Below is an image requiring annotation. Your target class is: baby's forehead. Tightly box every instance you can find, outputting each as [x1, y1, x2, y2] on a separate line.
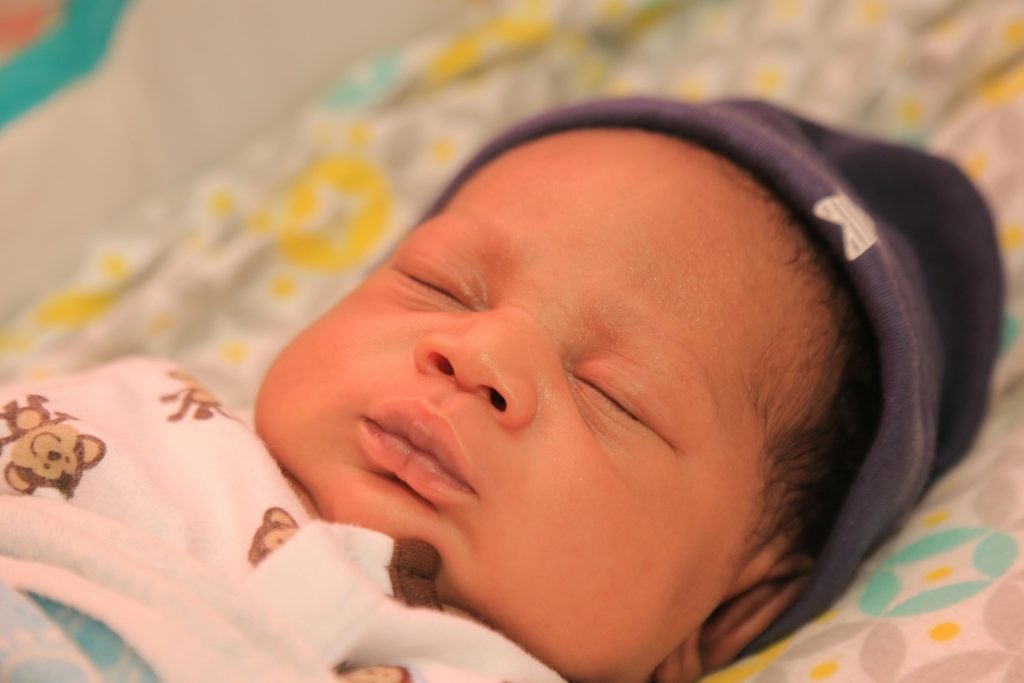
[474, 128, 779, 203]
[432, 128, 801, 306]
[485, 132, 779, 237]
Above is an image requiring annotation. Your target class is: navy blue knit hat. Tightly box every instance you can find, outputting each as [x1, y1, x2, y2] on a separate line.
[425, 97, 1004, 651]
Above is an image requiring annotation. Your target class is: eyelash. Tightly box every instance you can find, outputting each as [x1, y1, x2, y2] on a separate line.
[405, 273, 464, 306]
[577, 376, 640, 423]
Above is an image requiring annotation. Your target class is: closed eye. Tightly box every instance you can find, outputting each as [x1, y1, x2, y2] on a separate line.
[405, 273, 464, 306]
[576, 376, 640, 423]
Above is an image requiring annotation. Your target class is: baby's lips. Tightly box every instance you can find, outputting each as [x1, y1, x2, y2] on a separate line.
[363, 398, 477, 495]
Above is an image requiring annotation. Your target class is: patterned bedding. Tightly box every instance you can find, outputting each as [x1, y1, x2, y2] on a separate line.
[1, 1, 1023, 681]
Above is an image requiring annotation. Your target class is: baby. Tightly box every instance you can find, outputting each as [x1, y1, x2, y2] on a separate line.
[0, 98, 1003, 683]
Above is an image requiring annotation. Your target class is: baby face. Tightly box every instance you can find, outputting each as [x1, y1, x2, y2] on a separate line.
[256, 129, 814, 681]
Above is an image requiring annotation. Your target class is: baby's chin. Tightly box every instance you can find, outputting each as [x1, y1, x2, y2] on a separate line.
[274, 465, 626, 680]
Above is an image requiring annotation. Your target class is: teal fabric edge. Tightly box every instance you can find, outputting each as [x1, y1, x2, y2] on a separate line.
[27, 591, 159, 682]
[0, 0, 132, 131]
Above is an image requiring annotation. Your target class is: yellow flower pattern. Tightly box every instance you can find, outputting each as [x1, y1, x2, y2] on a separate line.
[275, 155, 393, 272]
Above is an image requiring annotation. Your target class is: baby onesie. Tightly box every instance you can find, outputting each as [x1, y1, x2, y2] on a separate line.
[0, 357, 561, 682]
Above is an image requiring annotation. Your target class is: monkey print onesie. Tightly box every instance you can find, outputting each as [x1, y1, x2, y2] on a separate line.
[0, 358, 561, 683]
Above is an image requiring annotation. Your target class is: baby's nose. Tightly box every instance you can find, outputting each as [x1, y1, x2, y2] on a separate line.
[413, 314, 540, 430]
[422, 350, 509, 412]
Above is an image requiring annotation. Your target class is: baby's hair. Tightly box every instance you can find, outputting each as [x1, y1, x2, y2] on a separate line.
[749, 197, 882, 558]
[661, 138, 880, 560]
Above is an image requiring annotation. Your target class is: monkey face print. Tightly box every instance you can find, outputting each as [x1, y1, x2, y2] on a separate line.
[1, 395, 106, 498]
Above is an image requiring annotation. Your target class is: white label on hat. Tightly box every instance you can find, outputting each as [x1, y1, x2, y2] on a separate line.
[813, 194, 878, 261]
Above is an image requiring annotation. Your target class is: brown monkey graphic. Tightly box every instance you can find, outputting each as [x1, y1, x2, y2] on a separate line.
[1, 395, 106, 498]
[161, 370, 236, 422]
[248, 506, 300, 565]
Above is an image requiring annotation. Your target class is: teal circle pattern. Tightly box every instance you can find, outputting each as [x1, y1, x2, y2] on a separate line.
[859, 527, 1019, 617]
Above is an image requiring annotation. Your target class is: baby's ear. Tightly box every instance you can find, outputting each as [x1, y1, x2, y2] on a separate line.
[655, 544, 814, 681]
[701, 546, 814, 672]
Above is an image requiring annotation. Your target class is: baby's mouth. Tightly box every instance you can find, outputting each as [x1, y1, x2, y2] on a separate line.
[359, 406, 476, 505]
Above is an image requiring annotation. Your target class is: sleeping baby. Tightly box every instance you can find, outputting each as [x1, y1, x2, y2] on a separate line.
[0, 98, 1003, 682]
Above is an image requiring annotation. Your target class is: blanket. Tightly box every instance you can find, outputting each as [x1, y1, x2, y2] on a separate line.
[1, 1, 1023, 680]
